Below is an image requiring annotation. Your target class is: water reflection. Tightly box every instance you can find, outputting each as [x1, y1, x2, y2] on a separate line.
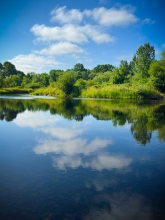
[1, 97, 165, 219]
[0, 98, 165, 145]
[83, 192, 153, 220]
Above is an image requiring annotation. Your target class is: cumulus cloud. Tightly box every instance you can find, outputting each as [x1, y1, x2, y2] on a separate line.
[50, 6, 138, 27]
[31, 24, 88, 43]
[84, 6, 138, 26]
[50, 6, 83, 24]
[31, 24, 114, 44]
[34, 42, 83, 55]
[9, 54, 60, 73]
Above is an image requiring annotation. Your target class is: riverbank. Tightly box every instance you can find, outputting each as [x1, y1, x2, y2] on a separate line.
[0, 85, 164, 100]
[0, 88, 33, 95]
[32, 84, 164, 100]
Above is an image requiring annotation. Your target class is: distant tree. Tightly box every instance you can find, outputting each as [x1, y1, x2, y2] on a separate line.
[110, 67, 127, 84]
[73, 63, 86, 72]
[3, 61, 17, 77]
[56, 72, 75, 95]
[132, 42, 155, 78]
[148, 50, 165, 92]
[39, 73, 50, 87]
[49, 69, 63, 83]
[92, 64, 114, 73]
[0, 76, 4, 88]
[0, 63, 5, 78]
[21, 76, 31, 87]
[17, 70, 25, 78]
[4, 75, 22, 87]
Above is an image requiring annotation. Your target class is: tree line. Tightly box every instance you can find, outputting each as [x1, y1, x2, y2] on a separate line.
[0, 42, 165, 96]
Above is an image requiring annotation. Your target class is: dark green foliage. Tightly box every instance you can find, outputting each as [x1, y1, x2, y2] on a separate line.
[92, 64, 114, 73]
[3, 61, 17, 77]
[73, 63, 86, 72]
[148, 54, 165, 92]
[56, 72, 75, 96]
[49, 69, 63, 83]
[0, 76, 4, 88]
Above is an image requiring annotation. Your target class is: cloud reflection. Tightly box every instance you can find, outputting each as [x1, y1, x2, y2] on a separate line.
[34, 138, 110, 155]
[14, 111, 132, 171]
[52, 154, 132, 171]
[83, 192, 153, 220]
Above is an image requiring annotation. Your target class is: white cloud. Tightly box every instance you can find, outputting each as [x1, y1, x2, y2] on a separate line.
[50, 6, 83, 24]
[142, 18, 155, 24]
[31, 24, 88, 43]
[31, 24, 114, 44]
[84, 6, 138, 26]
[82, 24, 114, 43]
[50, 6, 138, 27]
[34, 42, 83, 55]
[9, 53, 60, 73]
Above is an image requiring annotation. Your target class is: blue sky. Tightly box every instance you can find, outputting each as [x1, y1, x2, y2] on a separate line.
[0, 0, 165, 73]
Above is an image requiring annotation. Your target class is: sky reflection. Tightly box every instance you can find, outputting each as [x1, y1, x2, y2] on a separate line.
[14, 110, 132, 171]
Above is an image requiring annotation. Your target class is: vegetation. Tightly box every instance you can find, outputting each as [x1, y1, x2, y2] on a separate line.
[0, 42, 165, 99]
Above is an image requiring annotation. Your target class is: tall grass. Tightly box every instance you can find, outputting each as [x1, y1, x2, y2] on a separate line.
[31, 87, 65, 97]
[0, 87, 33, 94]
[81, 84, 164, 100]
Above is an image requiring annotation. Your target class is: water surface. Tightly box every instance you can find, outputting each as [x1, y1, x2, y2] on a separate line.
[0, 97, 165, 220]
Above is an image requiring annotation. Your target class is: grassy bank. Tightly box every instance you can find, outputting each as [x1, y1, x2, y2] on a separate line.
[0, 85, 164, 100]
[31, 87, 65, 97]
[0, 88, 33, 94]
[81, 84, 164, 100]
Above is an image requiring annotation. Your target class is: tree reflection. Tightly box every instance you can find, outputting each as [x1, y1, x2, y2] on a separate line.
[131, 116, 152, 145]
[0, 98, 165, 145]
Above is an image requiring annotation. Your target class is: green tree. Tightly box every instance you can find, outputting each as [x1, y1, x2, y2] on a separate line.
[92, 64, 114, 73]
[49, 69, 63, 84]
[132, 43, 155, 79]
[73, 63, 86, 72]
[4, 75, 22, 87]
[148, 51, 165, 92]
[0, 63, 5, 78]
[39, 73, 50, 87]
[0, 76, 4, 88]
[56, 72, 75, 96]
[3, 61, 17, 77]
[110, 67, 126, 84]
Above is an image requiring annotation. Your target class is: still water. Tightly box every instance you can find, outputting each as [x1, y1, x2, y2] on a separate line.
[0, 97, 165, 220]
